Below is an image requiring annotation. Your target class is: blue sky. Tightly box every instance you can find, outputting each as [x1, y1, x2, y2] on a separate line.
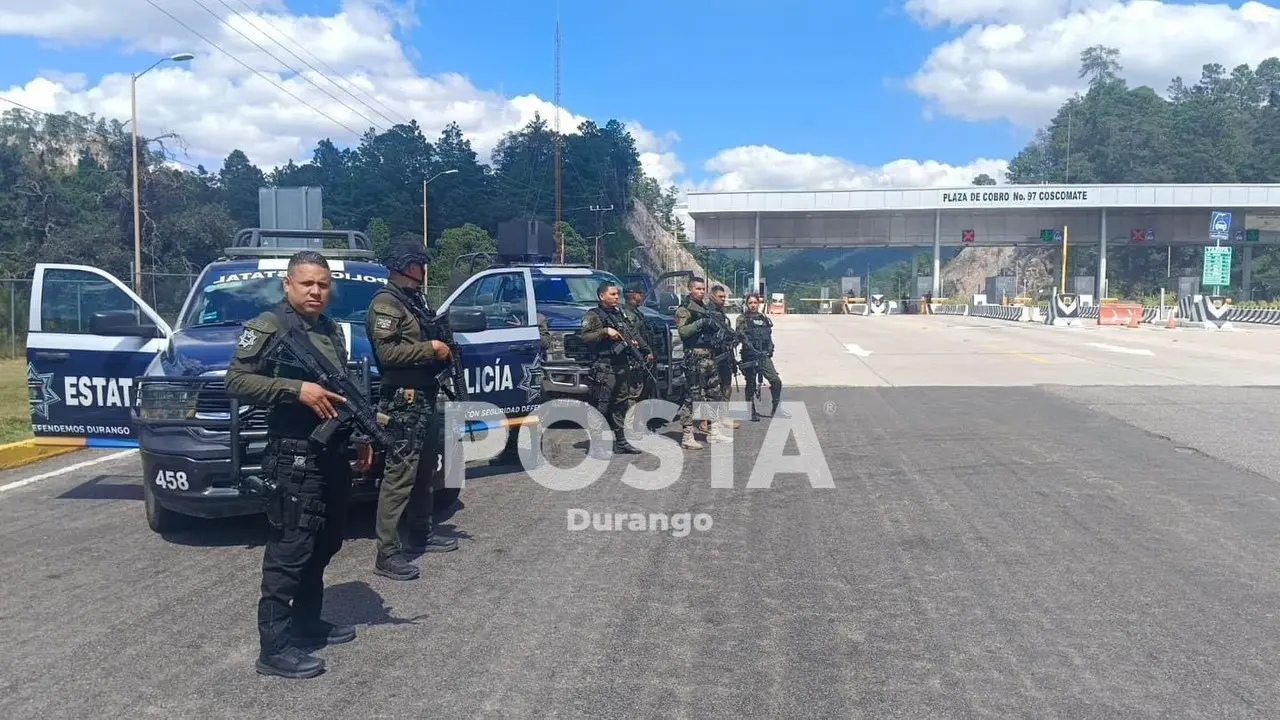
[1, 0, 1276, 190]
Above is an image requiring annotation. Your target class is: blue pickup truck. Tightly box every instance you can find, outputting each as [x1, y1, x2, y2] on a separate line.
[26, 229, 550, 533]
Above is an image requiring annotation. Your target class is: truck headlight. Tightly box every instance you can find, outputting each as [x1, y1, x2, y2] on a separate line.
[137, 382, 200, 421]
[549, 331, 567, 361]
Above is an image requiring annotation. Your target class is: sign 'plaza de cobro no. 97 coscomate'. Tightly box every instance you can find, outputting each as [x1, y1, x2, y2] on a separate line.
[941, 188, 1090, 205]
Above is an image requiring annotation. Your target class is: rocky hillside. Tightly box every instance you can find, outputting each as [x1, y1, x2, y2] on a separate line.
[625, 202, 726, 289]
[939, 246, 1057, 299]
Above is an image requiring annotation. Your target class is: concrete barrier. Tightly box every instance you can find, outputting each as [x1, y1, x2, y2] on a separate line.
[930, 304, 969, 316]
[868, 294, 890, 315]
[971, 305, 1029, 322]
[1225, 307, 1280, 325]
[0, 438, 79, 471]
[1046, 292, 1083, 327]
[1192, 295, 1234, 330]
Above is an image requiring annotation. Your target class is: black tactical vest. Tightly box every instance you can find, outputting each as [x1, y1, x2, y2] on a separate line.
[266, 303, 348, 438]
[742, 313, 773, 356]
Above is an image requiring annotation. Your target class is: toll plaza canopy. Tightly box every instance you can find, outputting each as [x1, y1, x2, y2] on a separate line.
[686, 183, 1280, 297]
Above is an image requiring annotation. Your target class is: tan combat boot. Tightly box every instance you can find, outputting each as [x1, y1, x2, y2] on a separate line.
[706, 423, 733, 444]
[681, 426, 703, 449]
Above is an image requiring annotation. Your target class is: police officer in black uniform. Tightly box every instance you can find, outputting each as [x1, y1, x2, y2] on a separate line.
[735, 292, 788, 422]
[226, 250, 372, 680]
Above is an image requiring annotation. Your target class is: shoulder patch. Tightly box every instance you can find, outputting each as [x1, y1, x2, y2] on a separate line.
[233, 320, 273, 358]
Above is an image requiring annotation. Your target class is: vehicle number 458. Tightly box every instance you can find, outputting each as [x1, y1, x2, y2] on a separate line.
[154, 469, 189, 491]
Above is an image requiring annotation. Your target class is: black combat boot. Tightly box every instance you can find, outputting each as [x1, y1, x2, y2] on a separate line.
[751, 403, 761, 422]
[613, 438, 641, 454]
[294, 619, 357, 647]
[404, 532, 458, 553]
[374, 553, 420, 581]
[771, 389, 790, 418]
[255, 646, 326, 679]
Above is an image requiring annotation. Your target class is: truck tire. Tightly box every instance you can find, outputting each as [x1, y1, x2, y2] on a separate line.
[143, 480, 190, 534]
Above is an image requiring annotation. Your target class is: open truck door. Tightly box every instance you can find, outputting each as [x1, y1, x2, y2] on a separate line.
[27, 264, 171, 448]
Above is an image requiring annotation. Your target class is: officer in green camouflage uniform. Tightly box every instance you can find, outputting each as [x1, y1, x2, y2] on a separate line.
[225, 250, 367, 680]
[622, 283, 657, 400]
[708, 284, 741, 430]
[579, 281, 648, 456]
[735, 293, 788, 422]
[674, 276, 733, 449]
[365, 241, 458, 582]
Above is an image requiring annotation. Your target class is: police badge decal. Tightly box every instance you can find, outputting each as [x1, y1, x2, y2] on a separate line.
[237, 328, 259, 348]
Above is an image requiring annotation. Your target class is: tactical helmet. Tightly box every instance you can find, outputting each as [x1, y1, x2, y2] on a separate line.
[382, 240, 433, 275]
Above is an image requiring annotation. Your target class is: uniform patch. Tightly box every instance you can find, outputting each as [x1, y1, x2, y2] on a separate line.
[375, 316, 393, 330]
[237, 328, 259, 348]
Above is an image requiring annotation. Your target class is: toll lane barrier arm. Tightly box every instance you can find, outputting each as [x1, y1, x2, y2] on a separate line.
[0, 438, 80, 471]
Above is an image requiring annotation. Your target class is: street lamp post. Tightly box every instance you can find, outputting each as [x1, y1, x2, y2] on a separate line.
[131, 52, 193, 296]
[422, 169, 458, 284]
[591, 231, 616, 267]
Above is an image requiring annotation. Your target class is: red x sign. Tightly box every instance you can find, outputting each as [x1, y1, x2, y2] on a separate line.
[1131, 229, 1144, 242]
[961, 229, 975, 242]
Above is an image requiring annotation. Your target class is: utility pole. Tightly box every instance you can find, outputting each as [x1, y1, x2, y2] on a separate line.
[553, 17, 563, 262]
[588, 204, 613, 267]
[589, 231, 616, 267]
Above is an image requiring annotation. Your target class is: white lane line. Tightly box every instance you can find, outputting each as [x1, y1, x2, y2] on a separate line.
[1086, 342, 1154, 356]
[0, 449, 138, 494]
[844, 343, 872, 357]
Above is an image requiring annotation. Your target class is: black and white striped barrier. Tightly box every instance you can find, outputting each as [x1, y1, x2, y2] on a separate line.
[868, 294, 889, 315]
[929, 304, 969, 316]
[1196, 295, 1233, 330]
[1046, 293, 1083, 327]
[971, 305, 1030, 322]
[1225, 307, 1280, 325]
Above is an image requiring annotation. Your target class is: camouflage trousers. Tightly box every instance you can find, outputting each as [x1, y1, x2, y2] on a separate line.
[676, 349, 721, 428]
[374, 387, 440, 561]
[587, 362, 644, 437]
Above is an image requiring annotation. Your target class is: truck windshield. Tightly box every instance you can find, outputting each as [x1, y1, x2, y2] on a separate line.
[179, 269, 387, 328]
[532, 271, 622, 305]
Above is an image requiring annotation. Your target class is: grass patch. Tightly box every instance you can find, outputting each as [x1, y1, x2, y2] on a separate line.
[0, 358, 31, 444]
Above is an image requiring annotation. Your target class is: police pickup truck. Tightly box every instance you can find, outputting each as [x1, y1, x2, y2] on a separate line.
[445, 253, 690, 412]
[25, 229, 549, 534]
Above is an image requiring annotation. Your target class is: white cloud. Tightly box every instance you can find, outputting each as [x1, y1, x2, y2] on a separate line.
[698, 145, 1007, 191]
[0, 0, 1016, 195]
[907, 0, 1280, 126]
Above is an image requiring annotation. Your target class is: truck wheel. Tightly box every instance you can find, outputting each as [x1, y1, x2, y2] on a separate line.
[143, 480, 190, 534]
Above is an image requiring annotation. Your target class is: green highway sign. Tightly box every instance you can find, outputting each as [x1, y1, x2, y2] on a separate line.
[1202, 246, 1232, 288]
[1040, 229, 1054, 242]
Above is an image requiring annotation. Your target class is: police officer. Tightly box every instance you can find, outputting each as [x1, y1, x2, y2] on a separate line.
[365, 241, 459, 581]
[735, 293, 788, 421]
[674, 276, 732, 449]
[226, 250, 369, 680]
[708, 284, 740, 430]
[579, 281, 648, 456]
[621, 283, 656, 398]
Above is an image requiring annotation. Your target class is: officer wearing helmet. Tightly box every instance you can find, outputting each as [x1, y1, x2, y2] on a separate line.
[365, 240, 458, 581]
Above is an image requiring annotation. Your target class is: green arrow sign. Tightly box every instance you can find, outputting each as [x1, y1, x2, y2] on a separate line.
[1040, 229, 1054, 242]
[1202, 246, 1232, 288]
[1247, 229, 1260, 242]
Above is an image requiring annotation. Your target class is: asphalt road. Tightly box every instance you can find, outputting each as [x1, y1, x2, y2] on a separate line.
[3, 314, 1280, 718]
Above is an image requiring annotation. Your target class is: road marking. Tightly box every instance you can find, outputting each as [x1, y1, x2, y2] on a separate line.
[844, 343, 872, 357]
[1086, 342, 1154, 356]
[0, 449, 138, 494]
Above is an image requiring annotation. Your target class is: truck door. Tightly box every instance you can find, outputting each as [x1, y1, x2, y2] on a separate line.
[440, 268, 544, 425]
[27, 264, 172, 447]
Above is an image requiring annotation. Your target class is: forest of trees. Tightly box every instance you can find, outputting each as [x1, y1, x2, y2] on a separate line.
[973, 45, 1280, 300]
[0, 105, 687, 301]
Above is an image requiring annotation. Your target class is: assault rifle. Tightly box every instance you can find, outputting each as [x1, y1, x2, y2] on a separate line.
[266, 323, 396, 450]
[701, 310, 765, 373]
[599, 309, 661, 389]
[386, 283, 469, 402]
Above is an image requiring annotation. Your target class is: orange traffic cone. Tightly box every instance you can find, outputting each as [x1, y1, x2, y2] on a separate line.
[1166, 309, 1177, 329]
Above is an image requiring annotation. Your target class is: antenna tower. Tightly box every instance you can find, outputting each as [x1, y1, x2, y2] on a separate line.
[553, 15, 563, 262]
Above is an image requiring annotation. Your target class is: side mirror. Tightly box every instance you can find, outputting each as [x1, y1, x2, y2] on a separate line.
[448, 307, 488, 333]
[89, 310, 160, 338]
